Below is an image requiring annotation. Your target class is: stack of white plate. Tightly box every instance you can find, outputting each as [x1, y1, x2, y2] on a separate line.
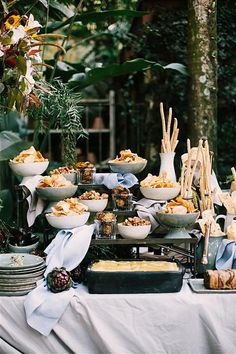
[0, 253, 45, 296]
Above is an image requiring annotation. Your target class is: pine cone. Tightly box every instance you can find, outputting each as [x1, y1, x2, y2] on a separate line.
[46, 267, 73, 293]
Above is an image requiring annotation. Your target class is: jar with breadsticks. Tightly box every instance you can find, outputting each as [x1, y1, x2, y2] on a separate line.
[159, 102, 179, 182]
[195, 209, 226, 275]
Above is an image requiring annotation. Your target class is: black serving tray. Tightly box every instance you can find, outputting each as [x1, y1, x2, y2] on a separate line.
[86, 258, 185, 294]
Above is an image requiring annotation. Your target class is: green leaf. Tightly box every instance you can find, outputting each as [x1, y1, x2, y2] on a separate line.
[38, 0, 48, 8]
[69, 58, 157, 88]
[0, 131, 32, 161]
[17, 56, 27, 76]
[49, 0, 74, 18]
[51, 10, 148, 31]
[164, 63, 188, 76]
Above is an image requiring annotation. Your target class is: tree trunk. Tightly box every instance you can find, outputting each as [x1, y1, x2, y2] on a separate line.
[187, 0, 217, 155]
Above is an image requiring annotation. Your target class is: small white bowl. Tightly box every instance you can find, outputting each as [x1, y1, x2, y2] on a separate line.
[36, 185, 78, 201]
[62, 173, 77, 184]
[108, 160, 147, 174]
[79, 199, 108, 212]
[117, 223, 151, 239]
[9, 161, 49, 177]
[8, 241, 39, 254]
[140, 185, 180, 201]
[46, 212, 90, 229]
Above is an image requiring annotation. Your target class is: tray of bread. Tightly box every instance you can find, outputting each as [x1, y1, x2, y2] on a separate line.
[188, 269, 236, 293]
[87, 258, 185, 294]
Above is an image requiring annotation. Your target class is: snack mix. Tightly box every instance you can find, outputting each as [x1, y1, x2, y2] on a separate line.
[79, 190, 108, 200]
[110, 149, 145, 163]
[122, 217, 151, 226]
[164, 196, 196, 214]
[11, 146, 47, 163]
[95, 212, 116, 239]
[50, 166, 77, 175]
[50, 198, 88, 216]
[76, 161, 96, 184]
[112, 185, 133, 211]
[37, 174, 74, 188]
[140, 172, 177, 188]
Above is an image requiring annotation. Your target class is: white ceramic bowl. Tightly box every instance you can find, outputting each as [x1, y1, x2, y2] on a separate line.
[62, 173, 77, 184]
[79, 199, 108, 212]
[46, 212, 90, 229]
[8, 241, 39, 254]
[108, 160, 147, 174]
[36, 185, 78, 201]
[140, 185, 180, 201]
[117, 223, 151, 239]
[9, 161, 49, 177]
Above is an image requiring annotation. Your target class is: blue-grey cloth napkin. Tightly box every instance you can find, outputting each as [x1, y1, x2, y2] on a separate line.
[94, 173, 138, 189]
[216, 239, 236, 270]
[24, 224, 94, 336]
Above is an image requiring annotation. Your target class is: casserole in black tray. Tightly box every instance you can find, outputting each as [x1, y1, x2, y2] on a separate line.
[86, 258, 185, 294]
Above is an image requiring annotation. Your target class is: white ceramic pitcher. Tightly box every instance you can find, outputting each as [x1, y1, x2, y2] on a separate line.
[215, 213, 236, 233]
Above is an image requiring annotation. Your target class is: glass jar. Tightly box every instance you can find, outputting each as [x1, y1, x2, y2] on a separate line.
[95, 212, 116, 239]
[77, 167, 96, 184]
[112, 193, 133, 211]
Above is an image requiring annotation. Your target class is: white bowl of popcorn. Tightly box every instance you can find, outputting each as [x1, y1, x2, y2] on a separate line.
[79, 190, 109, 212]
[118, 217, 151, 239]
[9, 146, 49, 177]
[108, 149, 147, 174]
[46, 198, 90, 229]
[36, 174, 77, 201]
[140, 173, 180, 201]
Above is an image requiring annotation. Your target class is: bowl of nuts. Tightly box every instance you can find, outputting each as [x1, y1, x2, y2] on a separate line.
[95, 212, 117, 239]
[118, 217, 151, 239]
[79, 190, 109, 212]
[76, 161, 96, 184]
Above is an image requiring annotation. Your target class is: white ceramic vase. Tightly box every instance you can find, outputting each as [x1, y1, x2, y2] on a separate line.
[159, 152, 176, 182]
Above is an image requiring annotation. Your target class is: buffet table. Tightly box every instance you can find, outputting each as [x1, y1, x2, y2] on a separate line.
[0, 281, 235, 354]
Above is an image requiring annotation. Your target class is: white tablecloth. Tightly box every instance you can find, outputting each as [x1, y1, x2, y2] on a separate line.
[0, 281, 236, 354]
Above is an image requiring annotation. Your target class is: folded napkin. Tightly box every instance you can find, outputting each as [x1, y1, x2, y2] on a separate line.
[94, 173, 138, 189]
[216, 239, 236, 270]
[20, 175, 44, 227]
[133, 198, 164, 232]
[24, 224, 94, 336]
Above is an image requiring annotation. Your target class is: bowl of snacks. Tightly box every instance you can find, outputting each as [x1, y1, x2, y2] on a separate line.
[76, 161, 96, 184]
[108, 149, 147, 174]
[156, 197, 200, 239]
[9, 146, 49, 177]
[36, 174, 77, 201]
[46, 198, 90, 229]
[95, 212, 116, 239]
[118, 217, 151, 240]
[50, 166, 77, 184]
[78, 190, 109, 212]
[8, 226, 39, 254]
[140, 173, 180, 201]
[112, 185, 133, 211]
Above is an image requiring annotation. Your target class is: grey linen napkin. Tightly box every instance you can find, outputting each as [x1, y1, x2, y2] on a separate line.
[133, 198, 165, 232]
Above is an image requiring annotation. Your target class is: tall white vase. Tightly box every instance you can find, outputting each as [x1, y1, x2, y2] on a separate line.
[159, 152, 176, 182]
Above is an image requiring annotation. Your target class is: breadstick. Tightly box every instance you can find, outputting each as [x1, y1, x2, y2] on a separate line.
[231, 167, 236, 181]
[160, 102, 166, 139]
[187, 139, 202, 195]
[167, 107, 172, 143]
[171, 128, 179, 151]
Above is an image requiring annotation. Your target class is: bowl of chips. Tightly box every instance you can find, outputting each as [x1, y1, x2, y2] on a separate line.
[36, 174, 77, 201]
[50, 166, 77, 184]
[46, 198, 90, 229]
[108, 149, 147, 174]
[78, 190, 109, 212]
[9, 146, 49, 177]
[140, 173, 180, 200]
[118, 217, 151, 239]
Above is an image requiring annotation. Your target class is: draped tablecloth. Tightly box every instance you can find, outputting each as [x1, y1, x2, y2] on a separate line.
[0, 281, 236, 354]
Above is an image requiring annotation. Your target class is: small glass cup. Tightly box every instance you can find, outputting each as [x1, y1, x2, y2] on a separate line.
[112, 193, 133, 211]
[95, 219, 116, 239]
[77, 167, 96, 184]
